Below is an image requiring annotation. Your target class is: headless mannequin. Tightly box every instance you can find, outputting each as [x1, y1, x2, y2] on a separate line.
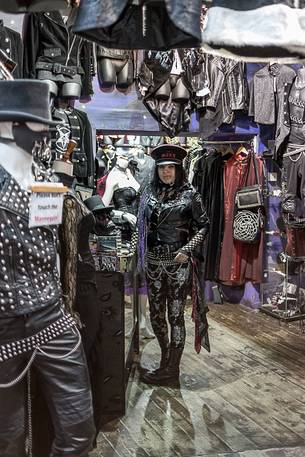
[0, 121, 94, 457]
[97, 55, 133, 93]
[102, 154, 140, 229]
[155, 50, 189, 103]
[131, 146, 155, 186]
[0, 122, 34, 189]
[43, 7, 82, 99]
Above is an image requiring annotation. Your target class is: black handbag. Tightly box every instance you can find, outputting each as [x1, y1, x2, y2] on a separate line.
[233, 152, 264, 244]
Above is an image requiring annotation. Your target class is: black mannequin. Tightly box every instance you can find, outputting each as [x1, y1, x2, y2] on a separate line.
[97, 48, 134, 93]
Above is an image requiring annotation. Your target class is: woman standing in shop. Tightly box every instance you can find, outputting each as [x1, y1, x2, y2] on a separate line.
[138, 144, 210, 385]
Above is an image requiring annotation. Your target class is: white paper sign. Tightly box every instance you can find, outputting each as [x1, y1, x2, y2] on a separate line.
[29, 192, 64, 228]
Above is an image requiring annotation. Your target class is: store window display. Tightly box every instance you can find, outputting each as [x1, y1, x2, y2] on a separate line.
[137, 144, 210, 385]
[0, 80, 95, 457]
[23, 5, 94, 99]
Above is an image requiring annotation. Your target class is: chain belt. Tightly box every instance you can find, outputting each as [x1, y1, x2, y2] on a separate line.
[0, 313, 76, 363]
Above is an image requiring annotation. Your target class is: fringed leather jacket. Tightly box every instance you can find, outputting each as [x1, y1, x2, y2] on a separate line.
[145, 182, 209, 256]
[0, 165, 61, 317]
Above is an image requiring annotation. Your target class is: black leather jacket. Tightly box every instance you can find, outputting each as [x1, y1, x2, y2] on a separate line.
[73, 0, 202, 50]
[145, 182, 209, 255]
[0, 20, 23, 79]
[0, 165, 61, 317]
[23, 11, 94, 96]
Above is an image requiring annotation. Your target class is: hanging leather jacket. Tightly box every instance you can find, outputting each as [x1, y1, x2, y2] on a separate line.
[0, 0, 70, 13]
[73, 0, 203, 50]
[23, 11, 94, 97]
[0, 165, 61, 317]
[137, 49, 203, 136]
[0, 20, 23, 79]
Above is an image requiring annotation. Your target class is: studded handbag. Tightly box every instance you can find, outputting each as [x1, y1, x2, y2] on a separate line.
[233, 152, 264, 244]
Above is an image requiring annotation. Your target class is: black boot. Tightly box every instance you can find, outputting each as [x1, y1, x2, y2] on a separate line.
[139, 345, 170, 374]
[140, 346, 183, 385]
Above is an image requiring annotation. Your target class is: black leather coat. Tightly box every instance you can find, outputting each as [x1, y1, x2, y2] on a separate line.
[145, 182, 209, 255]
[0, 166, 61, 317]
[23, 11, 94, 96]
[73, 0, 202, 50]
[0, 20, 23, 78]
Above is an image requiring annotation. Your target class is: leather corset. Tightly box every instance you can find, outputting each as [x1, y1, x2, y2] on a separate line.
[0, 166, 61, 317]
[113, 187, 138, 215]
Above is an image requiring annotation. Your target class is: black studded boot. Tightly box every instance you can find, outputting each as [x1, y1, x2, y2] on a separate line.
[140, 346, 183, 385]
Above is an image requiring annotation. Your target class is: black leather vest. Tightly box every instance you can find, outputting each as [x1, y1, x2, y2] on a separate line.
[0, 166, 61, 317]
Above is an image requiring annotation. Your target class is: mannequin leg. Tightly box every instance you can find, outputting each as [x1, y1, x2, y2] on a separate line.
[154, 79, 171, 100]
[97, 58, 116, 91]
[138, 294, 155, 339]
[36, 329, 95, 457]
[0, 360, 26, 457]
[61, 82, 82, 99]
[172, 77, 190, 103]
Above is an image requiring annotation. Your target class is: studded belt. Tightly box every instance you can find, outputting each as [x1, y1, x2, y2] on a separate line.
[0, 313, 76, 362]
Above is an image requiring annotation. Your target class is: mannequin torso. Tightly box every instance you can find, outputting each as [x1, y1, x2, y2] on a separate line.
[102, 165, 140, 207]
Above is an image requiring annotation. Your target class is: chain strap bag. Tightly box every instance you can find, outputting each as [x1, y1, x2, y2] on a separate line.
[233, 152, 264, 244]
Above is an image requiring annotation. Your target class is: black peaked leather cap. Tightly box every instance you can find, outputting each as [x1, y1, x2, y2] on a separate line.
[151, 144, 187, 165]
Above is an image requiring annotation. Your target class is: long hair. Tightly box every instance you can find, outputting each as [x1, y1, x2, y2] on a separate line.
[151, 163, 187, 191]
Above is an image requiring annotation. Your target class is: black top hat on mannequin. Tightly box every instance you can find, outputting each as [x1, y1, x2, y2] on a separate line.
[151, 144, 187, 166]
[84, 195, 114, 214]
[0, 80, 58, 126]
[0, 0, 70, 13]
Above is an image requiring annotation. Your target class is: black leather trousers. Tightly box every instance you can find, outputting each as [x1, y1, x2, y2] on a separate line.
[0, 305, 95, 457]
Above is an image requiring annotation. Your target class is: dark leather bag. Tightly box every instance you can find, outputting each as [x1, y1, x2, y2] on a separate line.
[233, 152, 264, 244]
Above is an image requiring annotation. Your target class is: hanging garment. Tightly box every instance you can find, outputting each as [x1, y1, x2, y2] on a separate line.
[51, 107, 95, 187]
[0, 20, 23, 78]
[0, 0, 70, 13]
[201, 0, 305, 62]
[72, 0, 203, 50]
[249, 64, 296, 162]
[219, 152, 264, 285]
[196, 149, 225, 281]
[137, 49, 203, 136]
[23, 11, 95, 97]
[281, 147, 305, 215]
[198, 56, 248, 139]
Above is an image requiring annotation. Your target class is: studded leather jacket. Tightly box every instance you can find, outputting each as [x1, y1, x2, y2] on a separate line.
[145, 182, 209, 256]
[0, 166, 61, 317]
